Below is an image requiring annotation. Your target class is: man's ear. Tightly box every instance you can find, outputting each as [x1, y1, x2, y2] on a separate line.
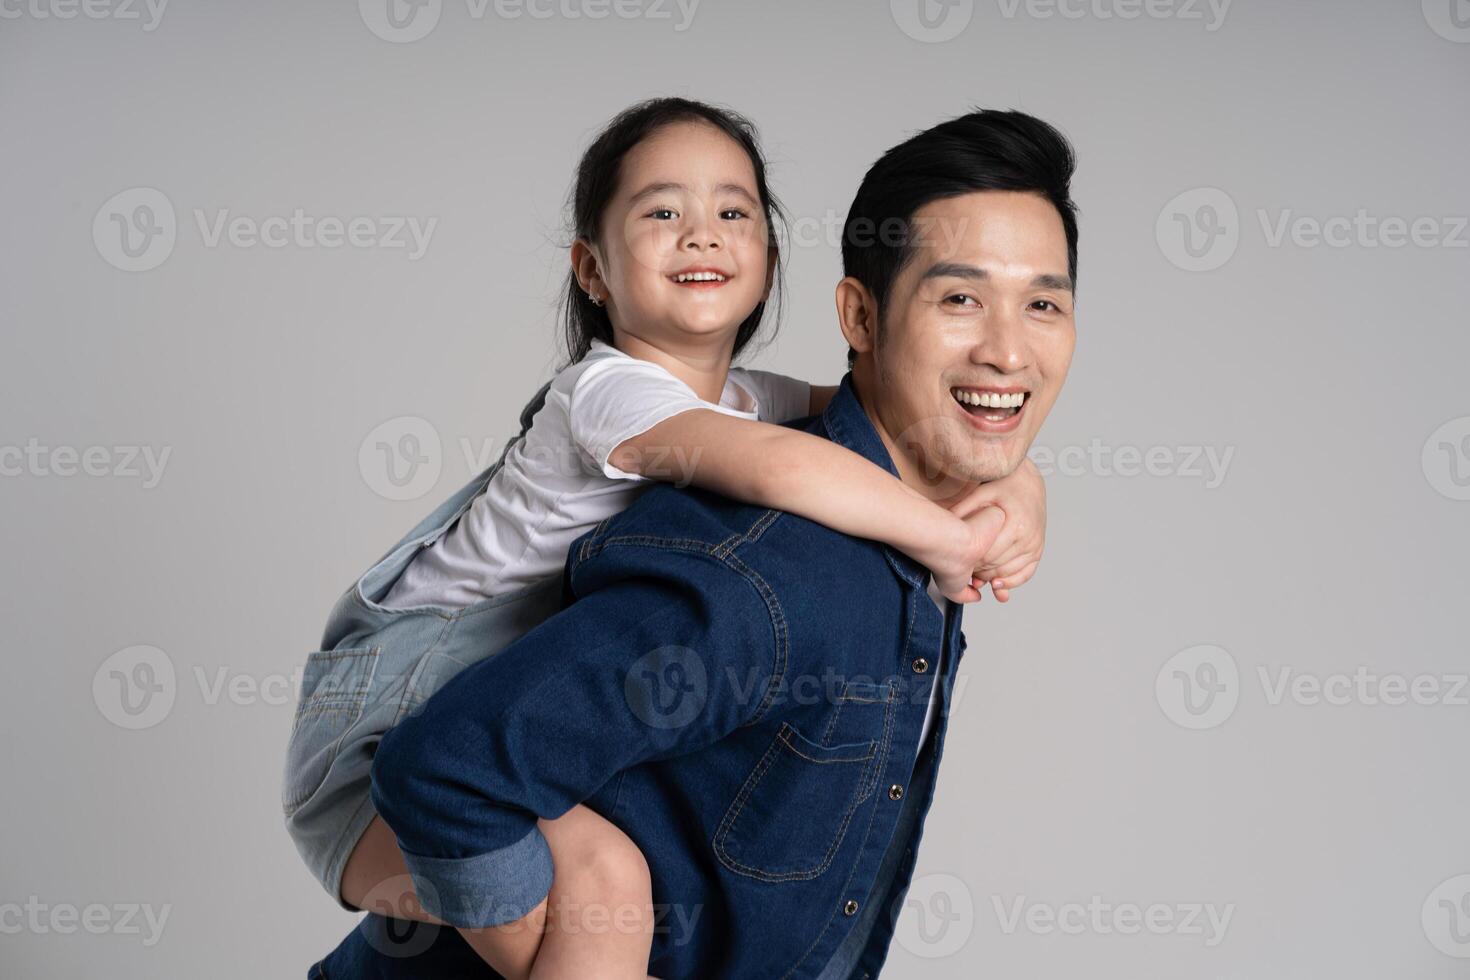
[571, 238, 605, 302]
[835, 276, 879, 355]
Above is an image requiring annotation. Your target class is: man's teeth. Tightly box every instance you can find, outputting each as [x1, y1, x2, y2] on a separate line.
[672, 271, 727, 282]
[951, 388, 1026, 409]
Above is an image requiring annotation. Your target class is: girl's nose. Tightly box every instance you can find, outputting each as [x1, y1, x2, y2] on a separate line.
[680, 213, 723, 251]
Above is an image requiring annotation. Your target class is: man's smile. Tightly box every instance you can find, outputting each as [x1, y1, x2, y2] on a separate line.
[949, 384, 1031, 433]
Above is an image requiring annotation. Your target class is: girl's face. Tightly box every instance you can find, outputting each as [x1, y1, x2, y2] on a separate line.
[576, 121, 774, 354]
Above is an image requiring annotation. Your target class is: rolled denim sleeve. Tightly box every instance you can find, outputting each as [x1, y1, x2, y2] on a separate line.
[369, 542, 778, 929]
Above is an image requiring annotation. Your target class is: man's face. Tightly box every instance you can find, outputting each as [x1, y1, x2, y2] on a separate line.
[852, 190, 1076, 495]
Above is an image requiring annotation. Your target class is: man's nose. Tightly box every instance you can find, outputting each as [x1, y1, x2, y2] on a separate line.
[970, 307, 1029, 374]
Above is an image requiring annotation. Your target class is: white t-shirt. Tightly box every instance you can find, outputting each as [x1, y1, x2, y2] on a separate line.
[919, 578, 948, 754]
[381, 338, 813, 609]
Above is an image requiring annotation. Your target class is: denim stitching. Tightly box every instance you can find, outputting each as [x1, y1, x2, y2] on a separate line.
[780, 679, 899, 978]
[712, 721, 882, 883]
[575, 523, 789, 726]
[284, 646, 381, 815]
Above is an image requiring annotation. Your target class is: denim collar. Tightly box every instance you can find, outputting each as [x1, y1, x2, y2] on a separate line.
[821, 371, 931, 590]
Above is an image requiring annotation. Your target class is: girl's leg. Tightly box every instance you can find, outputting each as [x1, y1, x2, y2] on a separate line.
[340, 807, 656, 980]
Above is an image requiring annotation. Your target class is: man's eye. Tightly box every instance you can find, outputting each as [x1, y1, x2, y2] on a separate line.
[648, 208, 677, 220]
[944, 294, 979, 306]
[1030, 299, 1059, 312]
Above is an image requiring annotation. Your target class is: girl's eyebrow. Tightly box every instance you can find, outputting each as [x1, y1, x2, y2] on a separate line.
[627, 181, 759, 206]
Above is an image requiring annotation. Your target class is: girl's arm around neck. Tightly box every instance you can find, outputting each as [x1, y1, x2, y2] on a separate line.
[607, 408, 994, 601]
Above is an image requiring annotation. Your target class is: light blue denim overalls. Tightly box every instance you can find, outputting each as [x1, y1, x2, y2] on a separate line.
[282, 379, 566, 910]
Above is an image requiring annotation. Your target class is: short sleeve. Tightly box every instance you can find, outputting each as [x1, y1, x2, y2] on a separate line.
[732, 368, 813, 423]
[568, 357, 717, 482]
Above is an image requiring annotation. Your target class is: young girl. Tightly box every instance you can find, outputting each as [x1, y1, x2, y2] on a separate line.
[285, 97, 1046, 979]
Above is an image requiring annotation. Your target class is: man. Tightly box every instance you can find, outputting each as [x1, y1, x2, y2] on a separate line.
[312, 107, 1078, 978]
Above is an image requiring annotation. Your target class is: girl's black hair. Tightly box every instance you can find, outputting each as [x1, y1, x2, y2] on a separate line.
[558, 97, 786, 368]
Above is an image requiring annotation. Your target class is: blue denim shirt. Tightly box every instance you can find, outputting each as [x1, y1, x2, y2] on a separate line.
[357, 371, 969, 979]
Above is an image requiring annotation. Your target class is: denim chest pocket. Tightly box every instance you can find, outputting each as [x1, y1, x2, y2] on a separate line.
[281, 646, 379, 816]
[713, 680, 895, 882]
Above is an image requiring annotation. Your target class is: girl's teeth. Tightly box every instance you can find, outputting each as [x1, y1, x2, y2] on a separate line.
[673, 272, 727, 282]
[951, 388, 1026, 409]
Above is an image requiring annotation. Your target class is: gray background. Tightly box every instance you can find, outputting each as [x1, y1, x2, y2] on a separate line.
[2, 0, 1468, 977]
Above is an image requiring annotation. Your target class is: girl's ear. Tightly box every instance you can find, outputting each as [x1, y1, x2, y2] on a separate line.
[835, 276, 879, 355]
[571, 238, 605, 302]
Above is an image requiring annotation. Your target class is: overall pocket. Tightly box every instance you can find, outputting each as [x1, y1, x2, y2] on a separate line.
[281, 646, 379, 816]
[713, 721, 880, 883]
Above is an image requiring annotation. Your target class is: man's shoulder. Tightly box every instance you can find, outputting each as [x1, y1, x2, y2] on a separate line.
[567, 415, 894, 593]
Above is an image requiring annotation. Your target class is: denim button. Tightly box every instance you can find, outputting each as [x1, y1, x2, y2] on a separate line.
[911, 657, 929, 674]
[888, 784, 904, 801]
[843, 899, 860, 916]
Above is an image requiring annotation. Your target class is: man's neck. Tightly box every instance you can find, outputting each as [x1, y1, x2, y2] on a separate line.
[849, 365, 984, 508]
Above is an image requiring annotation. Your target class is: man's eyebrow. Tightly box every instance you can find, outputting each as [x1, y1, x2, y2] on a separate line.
[921, 262, 1073, 292]
[627, 181, 759, 206]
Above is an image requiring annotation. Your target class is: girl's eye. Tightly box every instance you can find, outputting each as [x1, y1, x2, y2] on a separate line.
[719, 208, 749, 220]
[648, 208, 677, 220]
